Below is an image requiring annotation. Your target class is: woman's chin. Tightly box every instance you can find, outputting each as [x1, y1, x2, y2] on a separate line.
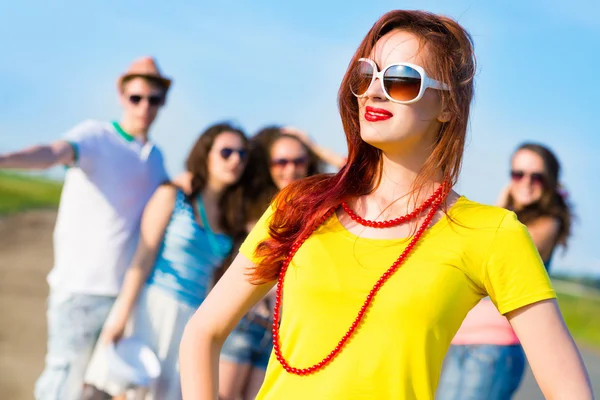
[513, 195, 538, 208]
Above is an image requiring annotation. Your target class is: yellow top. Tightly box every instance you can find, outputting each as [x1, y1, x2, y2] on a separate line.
[240, 196, 556, 400]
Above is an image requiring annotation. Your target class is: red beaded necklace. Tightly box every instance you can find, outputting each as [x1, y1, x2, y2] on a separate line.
[341, 183, 445, 228]
[272, 186, 447, 376]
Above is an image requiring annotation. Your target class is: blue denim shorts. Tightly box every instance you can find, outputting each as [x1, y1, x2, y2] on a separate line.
[437, 344, 526, 400]
[221, 314, 273, 370]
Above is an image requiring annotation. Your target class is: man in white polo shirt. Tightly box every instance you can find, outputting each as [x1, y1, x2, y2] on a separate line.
[0, 57, 172, 400]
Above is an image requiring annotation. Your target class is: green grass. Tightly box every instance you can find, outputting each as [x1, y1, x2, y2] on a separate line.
[0, 172, 63, 214]
[557, 291, 600, 350]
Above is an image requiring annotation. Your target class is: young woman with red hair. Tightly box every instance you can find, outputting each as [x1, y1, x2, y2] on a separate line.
[179, 10, 593, 399]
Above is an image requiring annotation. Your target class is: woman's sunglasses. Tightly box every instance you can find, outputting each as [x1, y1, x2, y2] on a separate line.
[270, 157, 309, 168]
[511, 170, 545, 186]
[128, 94, 164, 106]
[219, 148, 248, 160]
[350, 58, 449, 104]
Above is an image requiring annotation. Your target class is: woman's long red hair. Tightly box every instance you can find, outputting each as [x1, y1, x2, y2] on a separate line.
[250, 10, 476, 283]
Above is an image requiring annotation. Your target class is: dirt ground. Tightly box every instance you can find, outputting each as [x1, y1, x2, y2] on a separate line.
[1, 211, 598, 399]
[0, 211, 55, 399]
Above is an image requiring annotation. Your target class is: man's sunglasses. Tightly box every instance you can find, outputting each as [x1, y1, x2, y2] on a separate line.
[128, 94, 164, 106]
[511, 170, 545, 186]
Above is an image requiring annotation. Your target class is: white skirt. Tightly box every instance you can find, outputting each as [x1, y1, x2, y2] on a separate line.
[85, 285, 197, 399]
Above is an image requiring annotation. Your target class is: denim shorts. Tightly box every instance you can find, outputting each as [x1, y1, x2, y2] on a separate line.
[34, 290, 116, 400]
[221, 314, 273, 369]
[436, 344, 526, 400]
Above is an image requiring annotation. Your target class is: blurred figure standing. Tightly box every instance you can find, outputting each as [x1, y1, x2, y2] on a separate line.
[84, 123, 248, 399]
[0, 57, 172, 400]
[218, 126, 344, 400]
[437, 142, 573, 400]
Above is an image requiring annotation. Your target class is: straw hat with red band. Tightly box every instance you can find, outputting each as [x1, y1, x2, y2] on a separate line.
[117, 56, 172, 93]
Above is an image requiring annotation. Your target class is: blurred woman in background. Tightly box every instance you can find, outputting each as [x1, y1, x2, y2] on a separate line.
[218, 126, 345, 400]
[84, 122, 249, 399]
[437, 142, 573, 400]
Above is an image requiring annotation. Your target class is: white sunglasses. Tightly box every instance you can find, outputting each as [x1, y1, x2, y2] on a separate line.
[351, 58, 450, 104]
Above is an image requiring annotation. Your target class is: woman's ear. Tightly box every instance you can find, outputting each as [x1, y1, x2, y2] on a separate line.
[437, 110, 452, 123]
[437, 96, 452, 123]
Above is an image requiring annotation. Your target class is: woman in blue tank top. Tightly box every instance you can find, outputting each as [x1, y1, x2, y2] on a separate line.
[84, 122, 249, 399]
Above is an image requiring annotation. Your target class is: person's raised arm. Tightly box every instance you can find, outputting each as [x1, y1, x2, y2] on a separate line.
[180, 252, 275, 399]
[100, 185, 176, 344]
[526, 216, 560, 262]
[282, 126, 347, 170]
[1, 121, 107, 171]
[495, 184, 511, 208]
[508, 300, 594, 399]
[0, 140, 75, 170]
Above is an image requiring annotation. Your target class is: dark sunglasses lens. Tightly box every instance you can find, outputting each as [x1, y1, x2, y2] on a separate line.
[129, 95, 142, 104]
[128, 94, 162, 106]
[294, 157, 308, 167]
[272, 158, 308, 167]
[148, 95, 163, 106]
[511, 171, 525, 181]
[350, 60, 374, 97]
[383, 65, 422, 102]
[531, 173, 545, 185]
[220, 148, 234, 159]
[220, 148, 247, 160]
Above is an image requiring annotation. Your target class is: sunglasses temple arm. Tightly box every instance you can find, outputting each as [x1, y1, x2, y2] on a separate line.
[428, 78, 450, 90]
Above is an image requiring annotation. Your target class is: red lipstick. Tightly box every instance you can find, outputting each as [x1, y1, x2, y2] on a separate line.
[365, 106, 393, 122]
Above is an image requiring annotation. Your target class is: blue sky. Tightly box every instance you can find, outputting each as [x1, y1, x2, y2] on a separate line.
[1, 0, 599, 276]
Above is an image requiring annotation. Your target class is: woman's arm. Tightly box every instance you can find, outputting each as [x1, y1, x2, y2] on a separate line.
[100, 185, 176, 343]
[495, 184, 511, 208]
[526, 216, 561, 262]
[508, 299, 594, 399]
[180, 253, 276, 399]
